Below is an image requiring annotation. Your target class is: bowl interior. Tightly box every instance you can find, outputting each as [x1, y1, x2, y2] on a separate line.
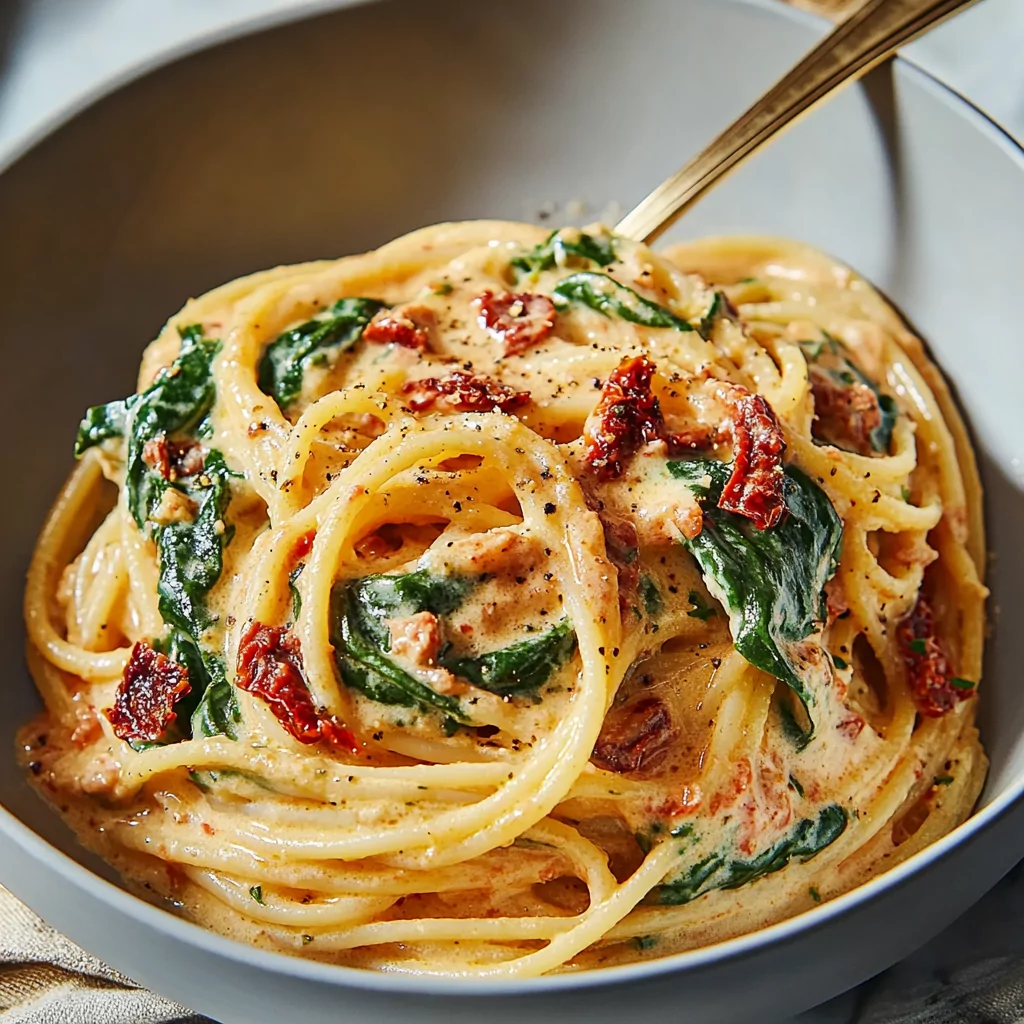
[1, 0, 1023, 929]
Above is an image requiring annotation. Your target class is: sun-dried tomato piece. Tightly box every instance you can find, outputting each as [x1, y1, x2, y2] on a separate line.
[236, 621, 357, 749]
[403, 372, 531, 413]
[838, 714, 865, 740]
[141, 435, 205, 482]
[717, 385, 786, 530]
[106, 641, 192, 744]
[592, 697, 675, 774]
[584, 355, 714, 481]
[664, 424, 715, 454]
[897, 594, 973, 716]
[584, 356, 665, 480]
[809, 366, 883, 457]
[363, 306, 432, 351]
[291, 529, 316, 563]
[475, 290, 556, 356]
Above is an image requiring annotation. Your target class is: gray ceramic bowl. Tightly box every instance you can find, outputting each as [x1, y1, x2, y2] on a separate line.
[2, 1, 1024, 1021]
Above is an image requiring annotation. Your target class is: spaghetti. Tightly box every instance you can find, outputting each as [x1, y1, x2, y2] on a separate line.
[20, 222, 987, 976]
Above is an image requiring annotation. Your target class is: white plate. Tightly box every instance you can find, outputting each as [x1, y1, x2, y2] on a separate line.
[1, 1, 1023, 1021]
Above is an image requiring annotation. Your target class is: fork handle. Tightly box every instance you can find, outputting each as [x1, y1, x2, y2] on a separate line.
[615, 0, 980, 244]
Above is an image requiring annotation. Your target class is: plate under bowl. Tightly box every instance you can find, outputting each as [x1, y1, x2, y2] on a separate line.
[2, 1, 1024, 1021]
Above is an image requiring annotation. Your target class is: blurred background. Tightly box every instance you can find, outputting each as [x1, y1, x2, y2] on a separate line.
[0, 0, 1022, 165]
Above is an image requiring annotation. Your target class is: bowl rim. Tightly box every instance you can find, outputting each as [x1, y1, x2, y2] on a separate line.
[1, 0, 1023, 998]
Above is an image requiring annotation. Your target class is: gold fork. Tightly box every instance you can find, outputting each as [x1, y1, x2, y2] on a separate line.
[616, 0, 982, 243]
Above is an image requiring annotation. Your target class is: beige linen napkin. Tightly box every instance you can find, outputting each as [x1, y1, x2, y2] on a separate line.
[0, 885, 211, 1024]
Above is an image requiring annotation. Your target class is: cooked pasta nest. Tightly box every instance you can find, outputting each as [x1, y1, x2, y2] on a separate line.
[21, 222, 986, 976]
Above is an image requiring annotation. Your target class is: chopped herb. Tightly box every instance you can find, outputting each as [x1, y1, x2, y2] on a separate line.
[288, 563, 305, 621]
[250, 885, 265, 905]
[634, 935, 659, 951]
[809, 886, 822, 903]
[901, 486, 912, 502]
[832, 655, 848, 670]
[908, 638, 928, 655]
[302, 935, 314, 945]
[789, 774, 805, 798]
[933, 775, 954, 786]
[640, 575, 662, 617]
[552, 272, 694, 331]
[686, 590, 716, 621]
[950, 677, 976, 691]
[670, 822, 695, 839]
[431, 281, 454, 296]
[258, 297, 386, 408]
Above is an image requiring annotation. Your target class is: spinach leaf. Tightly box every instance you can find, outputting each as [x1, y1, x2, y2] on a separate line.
[257, 297, 386, 409]
[805, 332, 897, 454]
[157, 629, 240, 740]
[687, 590, 716, 621]
[330, 585, 468, 721]
[191, 664, 241, 739]
[123, 329, 222, 528]
[288, 564, 304, 622]
[443, 618, 577, 697]
[156, 450, 234, 638]
[76, 326, 218, 494]
[75, 324, 239, 741]
[75, 398, 134, 456]
[552, 272, 694, 331]
[658, 804, 847, 905]
[349, 569, 474, 649]
[697, 291, 728, 341]
[666, 460, 842, 717]
[511, 230, 617, 278]
[640, 575, 662, 617]
[331, 568, 575, 710]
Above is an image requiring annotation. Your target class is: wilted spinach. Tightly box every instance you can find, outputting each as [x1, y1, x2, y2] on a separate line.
[803, 332, 897, 454]
[156, 450, 234, 637]
[666, 459, 842, 722]
[332, 569, 578, 713]
[330, 582, 469, 721]
[444, 618, 577, 697]
[698, 291, 729, 341]
[257, 297, 386, 409]
[552, 272, 694, 331]
[658, 804, 847, 905]
[511, 230, 618, 278]
[156, 628, 240, 741]
[74, 325, 238, 740]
